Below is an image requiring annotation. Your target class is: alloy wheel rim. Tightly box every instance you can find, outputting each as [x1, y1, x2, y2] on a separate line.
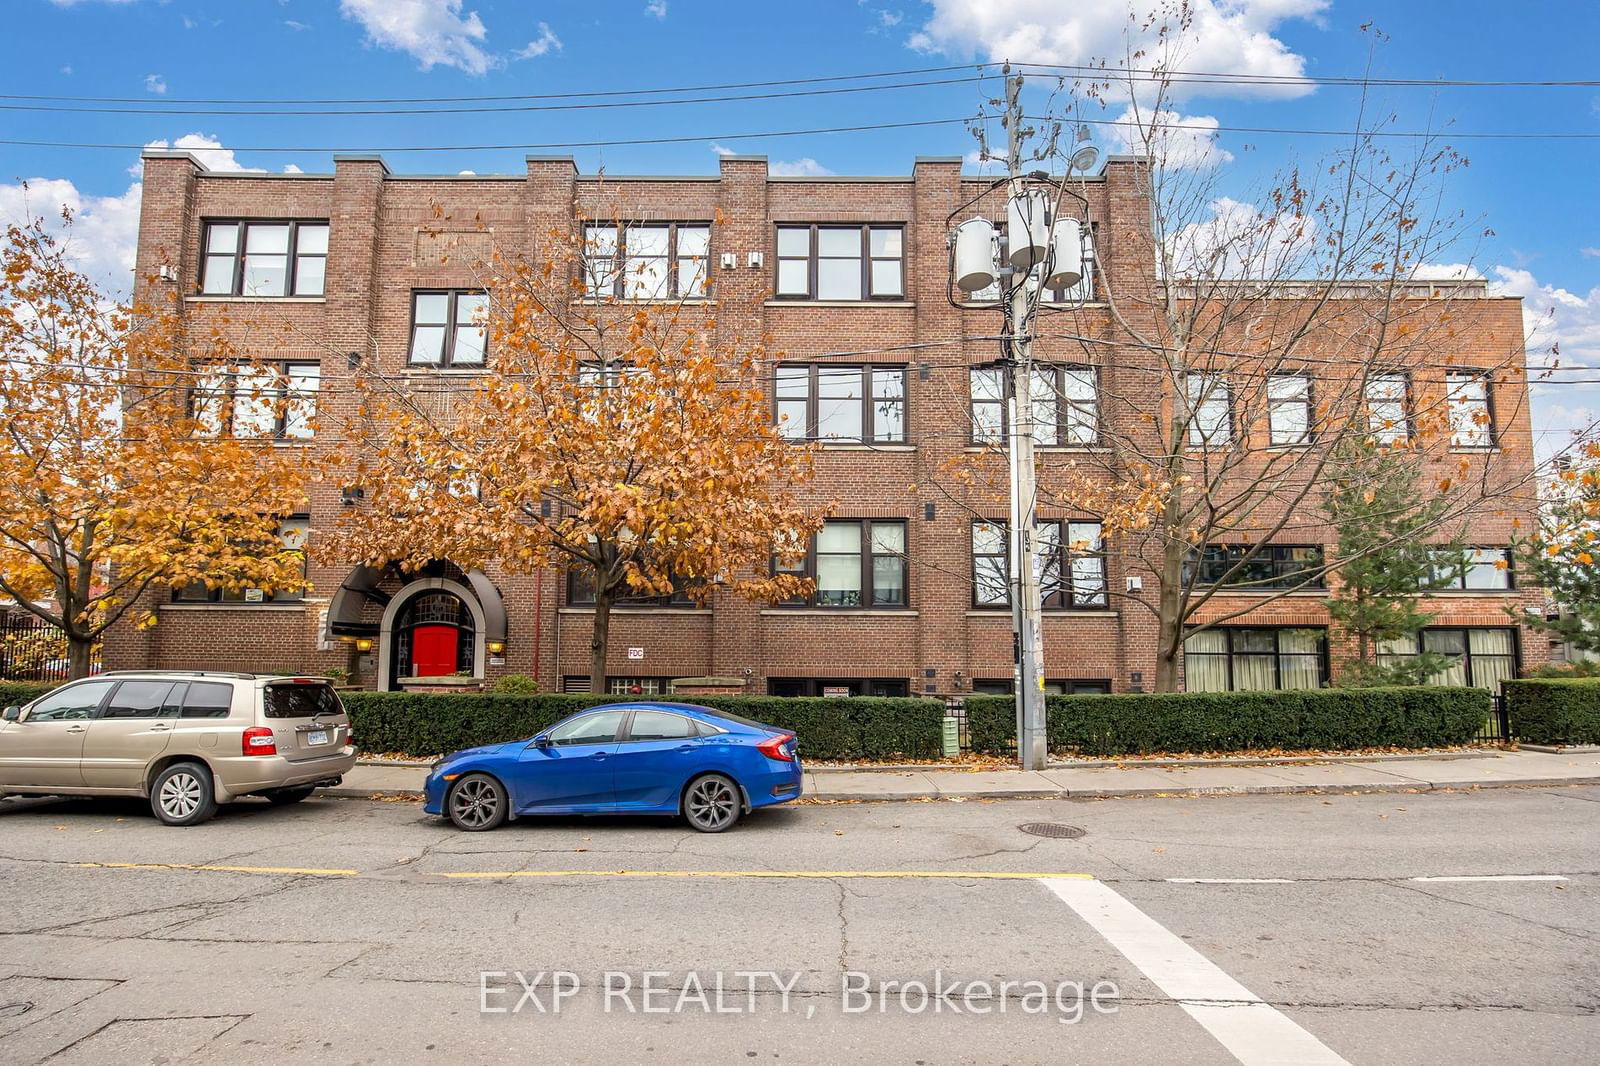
[160, 773, 202, 819]
[688, 778, 736, 829]
[452, 779, 500, 828]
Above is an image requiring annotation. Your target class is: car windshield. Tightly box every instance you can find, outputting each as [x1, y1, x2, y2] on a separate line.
[264, 682, 343, 719]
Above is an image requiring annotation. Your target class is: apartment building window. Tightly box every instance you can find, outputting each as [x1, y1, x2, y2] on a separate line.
[972, 222, 1098, 303]
[767, 678, 910, 698]
[1184, 627, 1327, 691]
[774, 364, 906, 443]
[1187, 373, 1232, 446]
[582, 222, 710, 300]
[973, 679, 1112, 695]
[1365, 373, 1409, 443]
[174, 516, 308, 603]
[968, 365, 1098, 446]
[561, 676, 671, 695]
[566, 568, 696, 608]
[200, 220, 327, 297]
[775, 519, 907, 608]
[193, 363, 319, 440]
[774, 224, 904, 300]
[1447, 371, 1494, 448]
[1376, 628, 1517, 689]
[971, 520, 1107, 609]
[410, 291, 487, 367]
[1431, 547, 1514, 591]
[1267, 374, 1312, 446]
[1186, 544, 1325, 591]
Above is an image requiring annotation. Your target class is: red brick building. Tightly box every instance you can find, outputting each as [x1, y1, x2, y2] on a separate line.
[104, 148, 1547, 698]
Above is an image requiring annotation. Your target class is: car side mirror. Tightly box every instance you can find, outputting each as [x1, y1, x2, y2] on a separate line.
[533, 734, 552, 748]
[2, 706, 19, 722]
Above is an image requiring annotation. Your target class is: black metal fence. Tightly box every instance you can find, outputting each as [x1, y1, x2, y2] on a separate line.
[0, 615, 77, 681]
[1477, 689, 1512, 743]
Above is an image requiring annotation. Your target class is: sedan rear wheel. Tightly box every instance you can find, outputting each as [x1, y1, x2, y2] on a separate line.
[447, 773, 508, 832]
[684, 773, 741, 833]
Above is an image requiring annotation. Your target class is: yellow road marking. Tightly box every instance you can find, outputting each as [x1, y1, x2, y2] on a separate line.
[440, 869, 1096, 881]
[74, 861, 357, 877]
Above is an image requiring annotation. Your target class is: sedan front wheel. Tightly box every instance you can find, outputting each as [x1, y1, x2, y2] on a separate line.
[447, 773, 508, 832]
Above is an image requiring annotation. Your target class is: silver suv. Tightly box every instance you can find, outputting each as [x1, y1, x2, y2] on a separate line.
[0, 672, 356, 826]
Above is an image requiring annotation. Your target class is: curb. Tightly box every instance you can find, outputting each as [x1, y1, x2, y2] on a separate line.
[323, 775, 1600, 805]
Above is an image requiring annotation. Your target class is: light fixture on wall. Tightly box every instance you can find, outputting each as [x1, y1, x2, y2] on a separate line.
[486, 640, 506, 654]
[354, 638, 374, 653]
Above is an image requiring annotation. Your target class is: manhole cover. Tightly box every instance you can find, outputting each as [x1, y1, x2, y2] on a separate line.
[0, 1003, 33, 1019]
[1018, 822, 1086, 839]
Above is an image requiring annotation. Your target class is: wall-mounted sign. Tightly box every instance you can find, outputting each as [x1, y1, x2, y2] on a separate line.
[244, 588, 265, 603]
[627, 647, 645, 660]
[822, 686, 851, 698]
[489, 655, 506, 667]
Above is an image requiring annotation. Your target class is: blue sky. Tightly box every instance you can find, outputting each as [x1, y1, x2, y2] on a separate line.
[3, 0, 1597, 451]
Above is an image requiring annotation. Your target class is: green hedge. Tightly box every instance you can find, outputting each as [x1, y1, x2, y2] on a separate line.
[964, 686, 1490, 757]
[342, 691, 946, 760]
[0, 681, 58, 708]
[1503, 678, 1600, 745]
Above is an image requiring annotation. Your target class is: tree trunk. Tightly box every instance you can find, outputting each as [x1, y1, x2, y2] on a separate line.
[588, 588, 612, 696]
[1153, 513, 1190, 693]
[66, 634, 95, 680]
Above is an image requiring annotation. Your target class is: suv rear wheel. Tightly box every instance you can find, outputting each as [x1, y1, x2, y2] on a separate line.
[151, 761, 219, 827]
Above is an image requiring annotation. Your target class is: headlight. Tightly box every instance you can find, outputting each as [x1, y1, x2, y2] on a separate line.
[429, 757, 447, 774]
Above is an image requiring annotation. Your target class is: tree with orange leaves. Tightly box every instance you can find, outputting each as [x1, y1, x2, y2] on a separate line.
[1517, 441, 1600, 660]
[0, 212, 313, 678]
[326, 223, 820, 694]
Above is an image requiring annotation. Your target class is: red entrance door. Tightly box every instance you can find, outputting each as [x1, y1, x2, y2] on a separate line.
[410, 626, 460, 677]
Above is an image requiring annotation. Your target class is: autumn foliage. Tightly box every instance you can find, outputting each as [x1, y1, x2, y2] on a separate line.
[0, 213, 312, 677]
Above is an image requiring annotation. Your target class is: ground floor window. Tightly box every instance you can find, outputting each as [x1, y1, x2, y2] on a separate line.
[1184, 627, 1327, 692]
[1376, 628, 1518, 689]
[766, 678, 909, 698]
[972, 679, 1112, 695]
[560, 676, 671, 695]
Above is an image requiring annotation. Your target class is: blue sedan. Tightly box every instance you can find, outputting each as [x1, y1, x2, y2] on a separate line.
[422, 702, 803, 832]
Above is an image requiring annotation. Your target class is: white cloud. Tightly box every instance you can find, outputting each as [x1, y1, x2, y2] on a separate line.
[1487, 265, 1600, 457]
[1167, 195, 1318, 278]
[1103, 106, 1232, 169]
[0, 179, 143, 296]
[709, 142, 736, 157]
[770, 158, 835, 177]
[282, 163, 305, 174]
[339, 0, 494, 74]
[285, 19, 309, 31]
[1581, 247, 1600, 259]
[1412, 262, 1486, 282]
[645, 1, 668, 19]
[515, 22, 561, 59]
[141, 133, 265, 174]
[143, 73, 167, 95]
[908, 0, 1325, 103]
[48, 0, 137, 6]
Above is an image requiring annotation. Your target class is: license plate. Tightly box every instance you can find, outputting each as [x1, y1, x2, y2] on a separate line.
[306, 730, 329, 746]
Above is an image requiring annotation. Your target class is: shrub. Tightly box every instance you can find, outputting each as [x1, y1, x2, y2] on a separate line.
[963, 686, 1489, 757]
[0, 681, 59, 708]
[1503, 678, 1600, 745]
[341, 691, 945, 760]
[492, 674, 540, 695]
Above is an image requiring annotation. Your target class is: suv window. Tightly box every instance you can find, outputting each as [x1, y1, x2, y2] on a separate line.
[181, 681, 235, 719]
[627, 710, 696, 741]
[547, 710, 625, 747]
[265, 682, 342, 719]
[27, 681, 115, 722]
[102, 680, 178, 720]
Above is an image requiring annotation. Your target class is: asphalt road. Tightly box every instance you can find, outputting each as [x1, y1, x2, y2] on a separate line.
[0, 785, 1596, 1064]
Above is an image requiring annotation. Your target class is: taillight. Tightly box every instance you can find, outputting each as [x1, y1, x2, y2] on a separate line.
[242, 726, 277, 756]
[757, 733, 796, 762]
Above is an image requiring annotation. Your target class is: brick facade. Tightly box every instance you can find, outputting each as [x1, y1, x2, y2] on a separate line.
[103, 149, 1548, 695]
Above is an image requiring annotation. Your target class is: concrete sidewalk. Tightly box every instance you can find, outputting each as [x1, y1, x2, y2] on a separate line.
[330, 748, 1600, 803]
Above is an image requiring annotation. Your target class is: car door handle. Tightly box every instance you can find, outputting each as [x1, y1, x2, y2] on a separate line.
[675, 744, 695, 753]
[65, 725, 87, 734]
[149, 724, 172, 732]
[590, 752, 608, 761]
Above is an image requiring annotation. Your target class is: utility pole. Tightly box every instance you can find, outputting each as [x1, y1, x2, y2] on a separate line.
[1003, 66, 1049, 771]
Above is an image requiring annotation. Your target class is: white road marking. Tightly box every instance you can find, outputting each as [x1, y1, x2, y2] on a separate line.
[1410, 874, 1568, 883]
[1042, 877, 1349, 1066]
[1167, 878, 1297, 884]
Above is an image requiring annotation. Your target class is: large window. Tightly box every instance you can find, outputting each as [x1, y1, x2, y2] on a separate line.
[1377, 628, 1517, 690]
[1186, 544, 1325, 591]
[774, 225, 904, 300]
[968, 365, 1098, 446]
[1447, 371, 1494, 448]
[1187, 373, 1233, 446]
[1431, 547, 1514, 591]
[1267, 374, 1312, 446]
[200, 220, 328, 297]
[774, 364, 906, 443]
[972, 679, 1111, 696]
[582, 222, 710, 300]
[775, 519, 907, 608]
[1365, 373, 1409, 443]
[1184, 628, 1327, 692]
[566, 568, 696, 608]
[767, 678, 909, 698]
[193, 363, 319, 440]
[971, 520, 1107, 609]
[410, 290, 487, 367]
[174, 516, 308, 604]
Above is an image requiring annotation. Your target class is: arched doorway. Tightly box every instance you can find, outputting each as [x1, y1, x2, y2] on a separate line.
[392, 591, 476, 682]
